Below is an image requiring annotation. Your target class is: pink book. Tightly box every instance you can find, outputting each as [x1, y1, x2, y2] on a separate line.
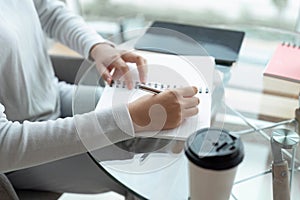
[264, 43, 300, 83]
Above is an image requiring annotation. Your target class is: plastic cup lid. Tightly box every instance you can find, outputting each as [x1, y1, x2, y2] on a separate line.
[185, 128, 244, 170]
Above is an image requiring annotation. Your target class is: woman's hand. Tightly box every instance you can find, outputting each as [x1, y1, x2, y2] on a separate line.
[90, 43, 147, 89]
[128, 86, 200, 132]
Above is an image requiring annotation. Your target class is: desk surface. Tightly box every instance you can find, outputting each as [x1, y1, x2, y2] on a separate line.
[62, 24, 300, 200]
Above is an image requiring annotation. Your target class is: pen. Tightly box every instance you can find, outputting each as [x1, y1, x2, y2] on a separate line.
[138, 83, 163, 94]
[137, 84, 163, 164]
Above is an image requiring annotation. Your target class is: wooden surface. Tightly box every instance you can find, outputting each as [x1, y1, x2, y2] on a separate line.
[48, 42, 81, 57]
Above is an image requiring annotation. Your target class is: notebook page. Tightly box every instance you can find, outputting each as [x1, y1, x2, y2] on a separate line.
[96, 53, 214, 140]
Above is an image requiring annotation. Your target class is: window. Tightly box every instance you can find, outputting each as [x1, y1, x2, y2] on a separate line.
[75, 0, 300, 40]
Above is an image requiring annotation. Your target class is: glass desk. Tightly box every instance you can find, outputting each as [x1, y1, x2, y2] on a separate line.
[74, 25, 300, 200]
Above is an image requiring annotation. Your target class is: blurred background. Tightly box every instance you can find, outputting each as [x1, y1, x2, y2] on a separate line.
[64, 0, 300, 42]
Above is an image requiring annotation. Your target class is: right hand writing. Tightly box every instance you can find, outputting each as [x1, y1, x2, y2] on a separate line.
[128, 86, 200, 132]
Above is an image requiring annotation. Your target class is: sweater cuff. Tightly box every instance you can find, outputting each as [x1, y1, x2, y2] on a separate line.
[111, 104, 135, 137]
[74, 104, 134, 152]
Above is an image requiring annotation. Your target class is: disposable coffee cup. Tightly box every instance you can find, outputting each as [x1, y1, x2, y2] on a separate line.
[185, 128, 244, 200]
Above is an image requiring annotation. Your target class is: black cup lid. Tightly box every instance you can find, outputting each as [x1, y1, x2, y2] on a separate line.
[185, 128, 244, 170]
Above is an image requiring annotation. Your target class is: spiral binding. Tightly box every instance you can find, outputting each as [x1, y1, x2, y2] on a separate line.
[281, 42, 300, 48]
[109, 80, 209, 94]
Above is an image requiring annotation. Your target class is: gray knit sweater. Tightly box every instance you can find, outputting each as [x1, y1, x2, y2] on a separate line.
[0, 0, 134, 173]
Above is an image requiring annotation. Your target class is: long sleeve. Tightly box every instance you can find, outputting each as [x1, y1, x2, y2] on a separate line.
[33, 0, 106, 58]
[0, 0, 136, 173]
[0, 103, 134, 173]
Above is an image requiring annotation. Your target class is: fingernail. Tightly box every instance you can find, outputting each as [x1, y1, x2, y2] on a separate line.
[127, 82, 133, 90]
[193, 86, 198, 93]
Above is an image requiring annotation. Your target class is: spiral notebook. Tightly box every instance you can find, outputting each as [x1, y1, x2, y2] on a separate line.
[263, 43, 300, 83]
[96, 52, 214, 140]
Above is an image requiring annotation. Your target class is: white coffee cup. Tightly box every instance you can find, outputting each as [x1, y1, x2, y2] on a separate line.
[185, 128, 244, 200]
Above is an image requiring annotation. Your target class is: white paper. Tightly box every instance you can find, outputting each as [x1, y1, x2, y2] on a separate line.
[96, 52, 215, 140]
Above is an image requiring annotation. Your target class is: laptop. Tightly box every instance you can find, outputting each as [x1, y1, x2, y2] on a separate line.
[135, 21, 245, 66]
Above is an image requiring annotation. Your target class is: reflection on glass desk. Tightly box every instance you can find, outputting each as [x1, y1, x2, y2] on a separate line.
[73, 25, 300, 200]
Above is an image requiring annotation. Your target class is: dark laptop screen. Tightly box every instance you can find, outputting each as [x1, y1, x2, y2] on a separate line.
[135, 21, 245, 66]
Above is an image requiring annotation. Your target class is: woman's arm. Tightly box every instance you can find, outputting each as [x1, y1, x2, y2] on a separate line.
[0, 85, 199, 173]
[0, 103, 134, 173]
[33, 0, 147, 88]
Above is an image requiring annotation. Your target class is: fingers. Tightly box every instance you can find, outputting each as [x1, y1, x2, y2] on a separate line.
[180, 90, 199, 118]
[109, 57, 133, 89]
[92, 44, 147, 88]
[121, 52, 148, 83]
[97, 64, 113, 85]
[105, 52, 147, 89]
[182, 96, 200, 109]
[169, 86, 200, 119]
[174, 86, 198, 97]
[183, 107, 199, 118]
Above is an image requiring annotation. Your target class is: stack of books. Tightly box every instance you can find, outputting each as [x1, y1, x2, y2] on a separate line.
[263, 43, 300, 98]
